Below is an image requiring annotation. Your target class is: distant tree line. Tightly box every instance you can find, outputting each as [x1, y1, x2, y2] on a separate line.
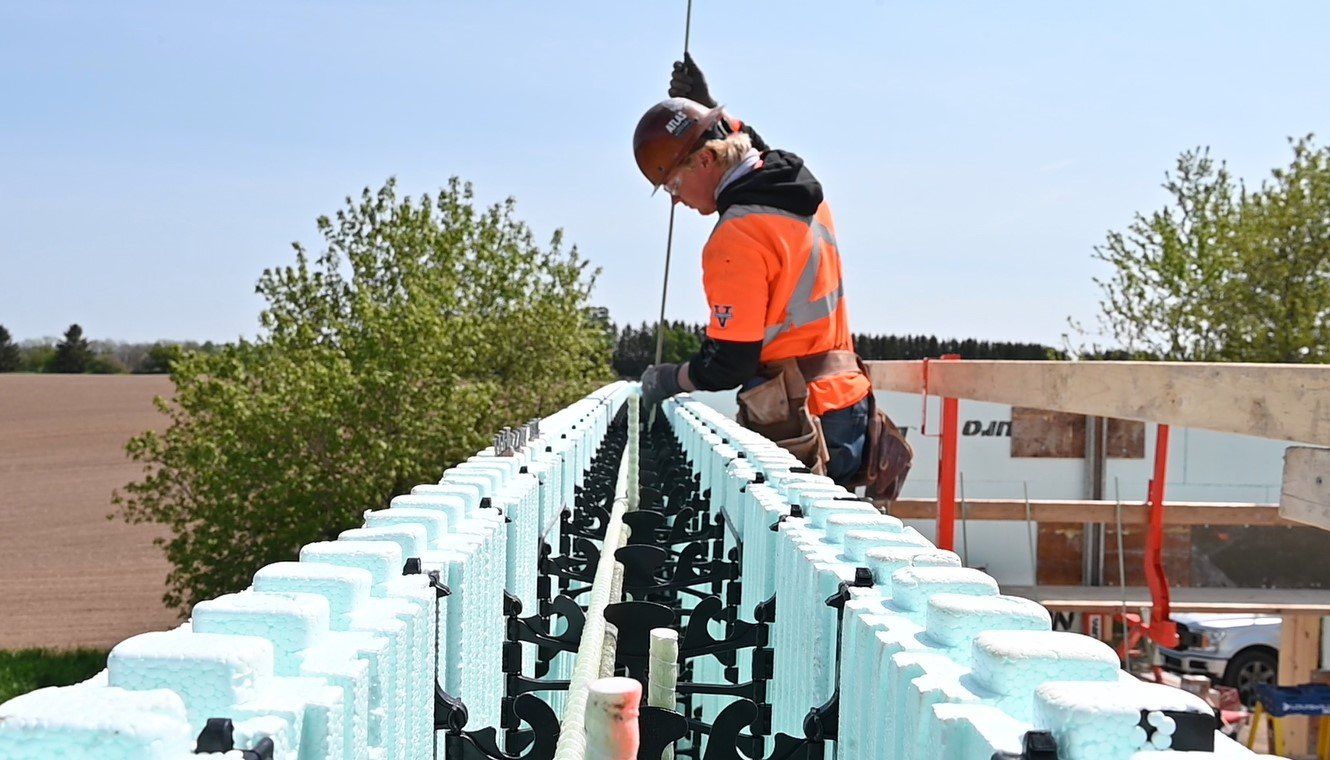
[608, 321, 1059, 378]
[0, 323, 217, 374]
[611, 321, 705, 378]
[2, 319, 1061, 379]
[852, 333, 1058, 361]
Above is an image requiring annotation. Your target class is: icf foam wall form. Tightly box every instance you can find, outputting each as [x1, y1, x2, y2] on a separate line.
[659, 394, 1255, 760]
[0, 380, 1258, 760]
[0, 382, 633, 760]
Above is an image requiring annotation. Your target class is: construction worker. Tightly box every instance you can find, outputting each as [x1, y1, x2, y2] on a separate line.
[634, 54, 910, 491]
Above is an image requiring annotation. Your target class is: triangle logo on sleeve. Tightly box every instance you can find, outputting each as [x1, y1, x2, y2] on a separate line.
[712, 304, 733, 328]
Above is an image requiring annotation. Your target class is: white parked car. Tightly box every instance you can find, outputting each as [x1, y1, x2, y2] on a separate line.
[1157, 613, 1280, 706]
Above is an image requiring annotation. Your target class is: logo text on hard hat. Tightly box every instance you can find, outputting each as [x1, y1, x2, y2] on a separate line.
[712, 304, 733, 328]
[666, 112, 695, 137]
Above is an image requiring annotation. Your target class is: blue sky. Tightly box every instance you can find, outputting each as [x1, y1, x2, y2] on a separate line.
[3, 1, 1328, 346]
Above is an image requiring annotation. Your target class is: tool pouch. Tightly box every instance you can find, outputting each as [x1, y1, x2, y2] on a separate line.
[850, 359, 914, 502]
[736, 359, 830, 475]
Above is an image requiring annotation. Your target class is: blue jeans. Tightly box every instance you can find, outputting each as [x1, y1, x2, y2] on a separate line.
[821, 396, 870, 486]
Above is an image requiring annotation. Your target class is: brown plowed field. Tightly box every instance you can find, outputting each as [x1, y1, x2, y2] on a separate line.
[0, 374, 179, 649]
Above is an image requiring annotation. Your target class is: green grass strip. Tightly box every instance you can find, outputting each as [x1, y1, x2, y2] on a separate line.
[0, 648, 109, 705]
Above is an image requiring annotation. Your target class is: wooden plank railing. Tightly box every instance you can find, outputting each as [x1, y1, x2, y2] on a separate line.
[865, 359, 1330, 446]
[880, 497, 1295, 527]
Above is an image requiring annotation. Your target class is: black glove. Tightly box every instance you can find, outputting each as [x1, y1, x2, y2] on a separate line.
[669, 52, 716, 108]
[640, 363, 683, 409]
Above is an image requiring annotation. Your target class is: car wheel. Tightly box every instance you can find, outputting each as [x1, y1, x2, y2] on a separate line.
[1223, 647, 1278, 707]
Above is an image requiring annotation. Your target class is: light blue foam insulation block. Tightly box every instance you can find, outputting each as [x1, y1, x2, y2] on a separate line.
[300, 540, 404, 597]
[339, 526, 428, 566]
[304, 632, 384, 760]
[866, 546, 961, 586]
[0, 684, 192, 759]
[970, 631, 1122, 721]
[380, 575, 434, 760]
[230, 675, 345, 760]
[407, 484, 479, 515]
[1034, 680, 1214, 758]
[191, 590, 332, 677]
[931, 702, 1031, 759]
[925, 594, 1052, 662]
[107, 629, 274, 734]
[362, 508, 449, 549]
[253, 561, 373, 630]
[346, 599, 411, 760]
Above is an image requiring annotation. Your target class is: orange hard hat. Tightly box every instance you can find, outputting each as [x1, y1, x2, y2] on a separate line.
[632, 97, 726, 189]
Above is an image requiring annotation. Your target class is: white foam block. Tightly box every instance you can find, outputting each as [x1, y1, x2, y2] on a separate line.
[192, 590, 331, 676]
[1035, 680, 1215, 759]
[253, 562, 373, 630]
[925, 594, 1051, 653]
[301, 541, 404, 593]
[890, 566, 1000, 616]
[108, 630, 275, 731]
[339, 526, 428, 564]
[363, 508, 449, 549]
[0, 685, 192, 760]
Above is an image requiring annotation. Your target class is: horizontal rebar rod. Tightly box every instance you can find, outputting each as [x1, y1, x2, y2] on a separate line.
[554, 392, 639, 760]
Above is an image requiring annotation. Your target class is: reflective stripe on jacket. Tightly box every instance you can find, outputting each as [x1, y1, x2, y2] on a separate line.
[701, 198, 870, 416]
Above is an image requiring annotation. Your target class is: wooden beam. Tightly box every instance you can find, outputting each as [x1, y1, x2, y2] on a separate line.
[1277, 613, 1323, 756]
[1000, 585, 1330, 615]
[881, 497, 1297, 527]
[865, 360, 1330, 446]
[1281, 446, 1330, 531]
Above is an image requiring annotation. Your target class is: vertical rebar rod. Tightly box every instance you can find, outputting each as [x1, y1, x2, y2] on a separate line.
[1023, 481, 1038, 585]
[652, 205, 676, 368]
[683, 0, 692, 54]
[628, 396, 641, 511]
[648, 628, 680, 760]
[651, 0, 694, 369]
[553, 393, 640, 760]
[1114, 477, 1131, 674]
[958, 471, 971, 567]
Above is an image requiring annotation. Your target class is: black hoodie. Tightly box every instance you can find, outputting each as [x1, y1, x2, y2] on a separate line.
[685, 149, 825, 392]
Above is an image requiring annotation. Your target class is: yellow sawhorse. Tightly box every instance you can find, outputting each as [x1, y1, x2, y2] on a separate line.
[1247, 701, 1330, 758]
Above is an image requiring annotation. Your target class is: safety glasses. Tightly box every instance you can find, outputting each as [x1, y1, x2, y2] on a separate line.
[663, 170, 685, 199]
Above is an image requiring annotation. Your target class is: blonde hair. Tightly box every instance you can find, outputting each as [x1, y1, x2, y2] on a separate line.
[683, 130, 754, 171]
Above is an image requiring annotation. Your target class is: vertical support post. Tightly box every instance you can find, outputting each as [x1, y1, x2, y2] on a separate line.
[935, 355, 961, 552]
[1084, 415, 1107, 586]
[586, 677, 642, 760]
[1279, 613, 1322, 756]
[1142, 423, 1178, 649]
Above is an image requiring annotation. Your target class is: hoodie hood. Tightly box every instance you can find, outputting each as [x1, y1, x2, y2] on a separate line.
[715, 149, 823, 217]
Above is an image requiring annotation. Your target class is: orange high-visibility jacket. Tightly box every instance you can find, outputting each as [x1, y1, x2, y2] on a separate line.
[696, 151, 870, 417]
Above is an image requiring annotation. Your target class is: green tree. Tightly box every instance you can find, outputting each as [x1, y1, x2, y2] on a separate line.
[1080, 136, 1330, 362]
[115, 178, 612, 612]
[661, 322, 702, 365]
[135, 342, 184, 374]
[0, 326, 20, 372]
[49, 324, 93, 373]
[1223, 138, 1330, 362]
[21, 343, 55, 372]
[88, 354, 128, 374]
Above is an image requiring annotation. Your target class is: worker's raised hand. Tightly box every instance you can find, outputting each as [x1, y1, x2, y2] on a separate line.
[640, 363, 683, 410]
[669, 52, 716, 108]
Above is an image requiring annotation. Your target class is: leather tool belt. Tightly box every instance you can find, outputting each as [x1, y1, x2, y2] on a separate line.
[736, 350, 913, 500]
